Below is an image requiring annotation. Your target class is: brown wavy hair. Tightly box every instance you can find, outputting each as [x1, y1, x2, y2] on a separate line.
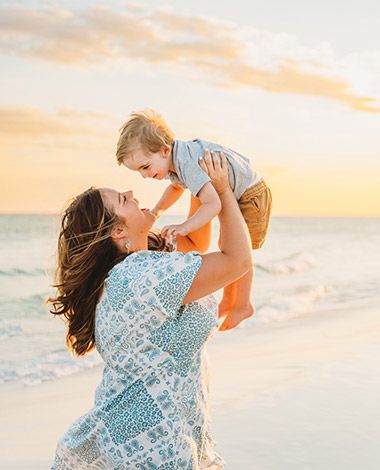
[49, 187, 169, 356]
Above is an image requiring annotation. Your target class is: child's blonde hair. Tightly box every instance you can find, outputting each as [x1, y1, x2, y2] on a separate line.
[116, 109, 175, 164]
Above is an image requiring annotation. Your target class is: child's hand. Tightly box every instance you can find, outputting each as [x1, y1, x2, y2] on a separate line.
[151, 207, 163, 219]
[161, 223, 190, 238]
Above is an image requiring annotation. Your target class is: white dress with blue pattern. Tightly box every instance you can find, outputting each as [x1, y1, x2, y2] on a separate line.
[51, 250, 225, 469]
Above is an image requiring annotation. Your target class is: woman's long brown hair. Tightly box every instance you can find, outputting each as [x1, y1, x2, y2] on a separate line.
[49, 187, 170, 356]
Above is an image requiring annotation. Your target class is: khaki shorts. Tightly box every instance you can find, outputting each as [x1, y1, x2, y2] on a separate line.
[238, 179, 272, 249]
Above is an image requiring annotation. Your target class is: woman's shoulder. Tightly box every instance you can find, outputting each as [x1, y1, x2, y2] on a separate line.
[144, 250, 202, 270]
[124, 249, 200, 264]
[109, 250, 201, 279]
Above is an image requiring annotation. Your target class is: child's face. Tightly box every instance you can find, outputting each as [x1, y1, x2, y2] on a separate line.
[123, 146, 171, 180]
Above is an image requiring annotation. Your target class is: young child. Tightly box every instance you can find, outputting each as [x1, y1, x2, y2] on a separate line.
[116, 110, 272, 331]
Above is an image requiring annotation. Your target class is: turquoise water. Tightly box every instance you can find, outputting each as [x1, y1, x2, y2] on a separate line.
[1, 215, 379, 385]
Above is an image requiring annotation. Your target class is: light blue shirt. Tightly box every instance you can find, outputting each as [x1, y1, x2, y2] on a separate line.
[167, 139, 260, 199]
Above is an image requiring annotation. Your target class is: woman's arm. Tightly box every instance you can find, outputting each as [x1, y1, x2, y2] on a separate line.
[183, 151, 253, 304]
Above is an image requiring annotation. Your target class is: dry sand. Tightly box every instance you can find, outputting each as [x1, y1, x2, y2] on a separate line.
[1, 302, 379, 469]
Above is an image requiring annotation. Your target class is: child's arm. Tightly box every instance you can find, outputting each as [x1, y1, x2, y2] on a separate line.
[162, 182, 221, 238]
[152, 183, 185, 218]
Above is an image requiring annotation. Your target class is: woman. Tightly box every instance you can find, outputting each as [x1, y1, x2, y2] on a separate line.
[49, 152, 252, 469]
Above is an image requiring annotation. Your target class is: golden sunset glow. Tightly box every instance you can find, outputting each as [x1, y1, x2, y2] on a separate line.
[0, 2, 379, 216]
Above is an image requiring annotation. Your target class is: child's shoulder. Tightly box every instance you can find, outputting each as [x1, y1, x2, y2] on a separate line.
[175, 138, 218, 156]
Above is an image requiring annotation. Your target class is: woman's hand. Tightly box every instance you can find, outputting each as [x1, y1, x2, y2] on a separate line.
[199, 150, 229, 194]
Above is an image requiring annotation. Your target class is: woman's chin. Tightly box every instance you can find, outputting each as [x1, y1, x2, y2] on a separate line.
[142, 208, 156, 225]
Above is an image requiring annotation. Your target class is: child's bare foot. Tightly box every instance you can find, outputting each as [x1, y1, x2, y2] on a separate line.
[218, 300, 234, 319]
[219, 303, 255, 331]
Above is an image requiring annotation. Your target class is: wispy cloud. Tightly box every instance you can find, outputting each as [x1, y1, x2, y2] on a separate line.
[0, 106, 112, 139]
[0, 4, 379, 112]
[214, 61, 380, 113]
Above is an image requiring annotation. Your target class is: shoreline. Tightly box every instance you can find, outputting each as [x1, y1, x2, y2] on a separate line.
[1, 302, 380, 469]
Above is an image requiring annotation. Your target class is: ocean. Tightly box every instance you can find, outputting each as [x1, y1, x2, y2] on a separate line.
[1, 214, 379, 387]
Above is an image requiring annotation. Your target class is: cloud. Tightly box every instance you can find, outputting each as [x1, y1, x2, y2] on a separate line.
[0, 4, 379, 112]
[216, 61, 380, 113]
[0, 106, 112, 139]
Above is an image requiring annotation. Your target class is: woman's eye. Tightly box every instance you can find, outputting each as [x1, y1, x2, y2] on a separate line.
[123, 195, 127, 203]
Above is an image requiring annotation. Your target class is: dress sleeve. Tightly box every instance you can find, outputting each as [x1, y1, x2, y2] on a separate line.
[140, 251, 202, 319]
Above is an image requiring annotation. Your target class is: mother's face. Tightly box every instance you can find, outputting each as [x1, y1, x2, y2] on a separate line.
[100, 188, 155, 233]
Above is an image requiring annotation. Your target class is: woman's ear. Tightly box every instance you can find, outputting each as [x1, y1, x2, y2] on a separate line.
[110, 223, 128, 241]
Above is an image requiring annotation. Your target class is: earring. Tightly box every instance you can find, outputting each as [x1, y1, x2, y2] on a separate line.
[125, 239, 131, 253]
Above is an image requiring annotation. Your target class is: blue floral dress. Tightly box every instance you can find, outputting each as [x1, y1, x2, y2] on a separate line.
[51, 250, 225, 469]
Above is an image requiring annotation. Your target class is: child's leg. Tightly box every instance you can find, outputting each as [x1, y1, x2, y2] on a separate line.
[219, 267, 255, 331]
[217, 233, 237, 318]
[186, 194, 213, 253]
[218, 180, 272, 331]
[218, 282, 237, 318]
[177, 195, 212, 254]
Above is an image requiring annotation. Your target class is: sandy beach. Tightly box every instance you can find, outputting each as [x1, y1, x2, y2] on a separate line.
[1, 301, 379, 469]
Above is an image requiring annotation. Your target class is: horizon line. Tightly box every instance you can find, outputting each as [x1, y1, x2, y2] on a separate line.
[1, 212, 379, 219]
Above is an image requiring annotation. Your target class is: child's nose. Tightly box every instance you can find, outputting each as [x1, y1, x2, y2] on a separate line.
[142, 169, 152, 178]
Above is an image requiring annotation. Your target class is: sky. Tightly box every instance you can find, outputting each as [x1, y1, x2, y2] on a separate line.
[0, 0, 379, 216]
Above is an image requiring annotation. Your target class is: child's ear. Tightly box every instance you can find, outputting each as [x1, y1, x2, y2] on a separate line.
[162, 145, 171, 157]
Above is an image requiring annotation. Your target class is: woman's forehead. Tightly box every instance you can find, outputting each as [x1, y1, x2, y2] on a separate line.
[99, 188, 118, 207]
[100, 188, 117, 196]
